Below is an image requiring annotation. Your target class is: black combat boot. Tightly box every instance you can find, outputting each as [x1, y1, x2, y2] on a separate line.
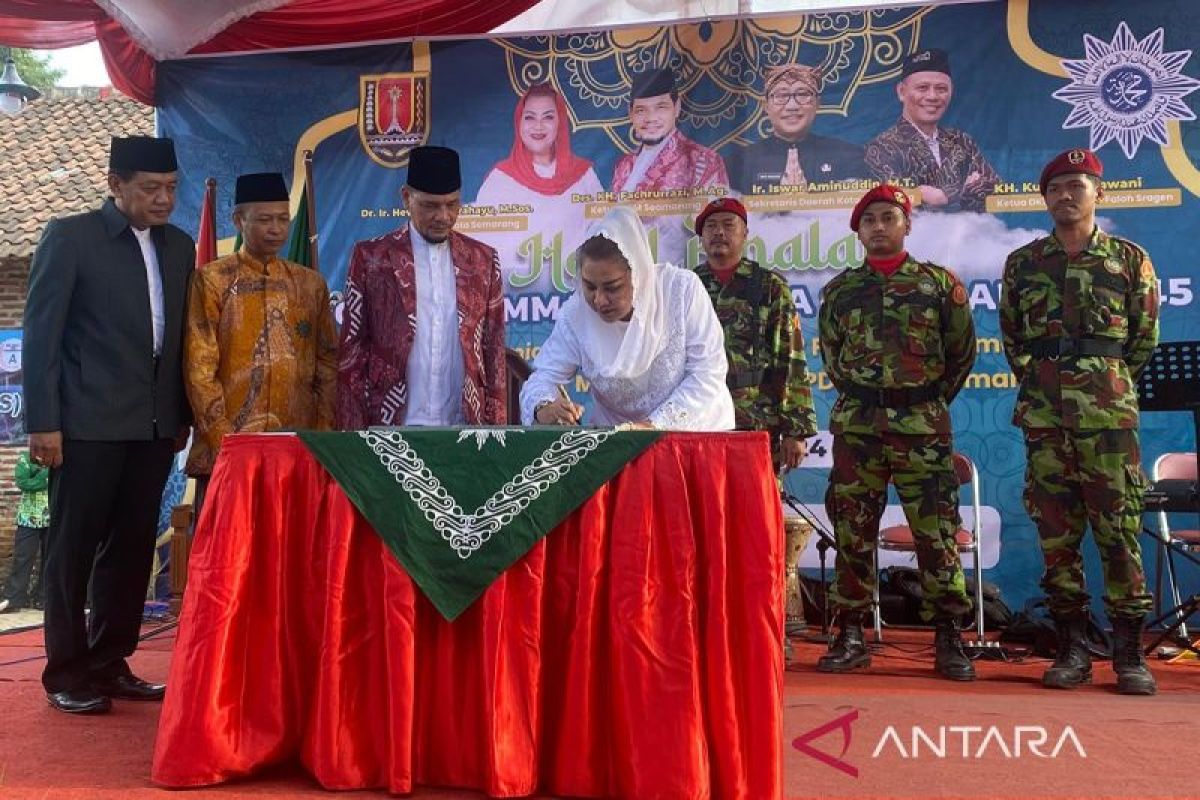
[933, 617, 976, 681]
[1111, 616, 1157, 696]
[1042, 614, 1092, 689]
[817, 613, 871, 673]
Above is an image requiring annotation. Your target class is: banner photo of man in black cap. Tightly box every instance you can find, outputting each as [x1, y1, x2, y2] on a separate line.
[865, 48, 1000, 213]
[183, 172, 339, 516]
[24, 135, 196, 715]
[610, 66, 729, 197]
[608, 66, 731, 260]
[336, 145, 508, 429]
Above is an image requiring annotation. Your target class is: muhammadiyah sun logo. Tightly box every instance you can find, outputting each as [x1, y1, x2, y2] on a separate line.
[1052, 22, 1200, 158]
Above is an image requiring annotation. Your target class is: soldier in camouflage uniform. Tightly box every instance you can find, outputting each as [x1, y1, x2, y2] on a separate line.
[695, 197, 818, 645]
[694, 197, 817, 469]
[817, 184, 976, 681]
[1000, 148, 1159, 695]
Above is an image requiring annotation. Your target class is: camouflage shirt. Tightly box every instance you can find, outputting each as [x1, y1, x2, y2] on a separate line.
[818, 257, 976, 435]
[1000, 228, 1159, 431]
[695, 258, 817, 439]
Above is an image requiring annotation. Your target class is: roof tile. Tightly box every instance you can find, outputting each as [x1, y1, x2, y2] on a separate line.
[0, 96, 154, 258]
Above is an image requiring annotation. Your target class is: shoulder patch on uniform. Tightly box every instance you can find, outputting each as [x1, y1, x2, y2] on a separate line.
[951, 284, 968, 306]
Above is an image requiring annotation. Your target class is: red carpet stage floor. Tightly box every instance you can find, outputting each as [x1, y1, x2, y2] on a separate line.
[0, 623, 1196, 799]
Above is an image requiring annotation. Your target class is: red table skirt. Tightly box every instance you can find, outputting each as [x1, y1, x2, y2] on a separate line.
[152, 432, 783, 799]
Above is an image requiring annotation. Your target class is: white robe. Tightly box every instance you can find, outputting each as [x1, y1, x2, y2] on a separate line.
[404, 226, 465, 425]
[520, 264, 734, 431]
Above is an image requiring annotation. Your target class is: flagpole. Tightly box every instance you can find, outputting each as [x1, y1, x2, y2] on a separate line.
[196, 177, 218, 268]
[303, 149, 319, 272]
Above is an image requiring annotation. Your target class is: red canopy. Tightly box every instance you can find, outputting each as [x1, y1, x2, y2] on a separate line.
[0, 0, 540, 104]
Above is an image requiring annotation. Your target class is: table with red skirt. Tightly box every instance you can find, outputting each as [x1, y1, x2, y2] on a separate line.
[151, 431, 784, 799]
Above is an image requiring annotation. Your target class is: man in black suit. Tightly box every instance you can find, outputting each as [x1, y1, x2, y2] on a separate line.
[25, 136, 195, 714]
[730, 64, 867, 194]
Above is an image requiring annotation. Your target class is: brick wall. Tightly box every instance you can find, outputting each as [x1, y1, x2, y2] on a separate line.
[0, 255, 30, 577]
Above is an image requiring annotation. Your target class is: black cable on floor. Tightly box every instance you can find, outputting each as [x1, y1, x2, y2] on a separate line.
[0, 618, 179, 669]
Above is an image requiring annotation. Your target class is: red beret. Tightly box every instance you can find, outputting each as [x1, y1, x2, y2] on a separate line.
[849, 184, 912, 231]
[1039, 148, 1103, 194]
[695, 196, 747, 233]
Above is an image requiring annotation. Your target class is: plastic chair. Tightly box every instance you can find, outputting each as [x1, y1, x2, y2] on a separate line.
[1151, 452, 1199, 637]
[871, 452, 986, 642]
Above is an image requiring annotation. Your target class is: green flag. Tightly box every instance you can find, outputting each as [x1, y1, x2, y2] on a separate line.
[287, 185, 310, 266]
[299, 428, 661, 620]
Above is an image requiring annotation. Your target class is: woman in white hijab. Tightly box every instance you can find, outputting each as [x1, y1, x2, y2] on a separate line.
[520, 206, 735, 430]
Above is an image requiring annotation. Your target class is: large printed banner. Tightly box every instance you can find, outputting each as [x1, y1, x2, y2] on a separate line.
[0, 330, 24, 444]
[159, 0, 1200, 611]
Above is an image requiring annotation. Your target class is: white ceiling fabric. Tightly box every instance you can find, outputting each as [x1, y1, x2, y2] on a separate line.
[92, 0, 290, 59]
[494, 0, 990, 34]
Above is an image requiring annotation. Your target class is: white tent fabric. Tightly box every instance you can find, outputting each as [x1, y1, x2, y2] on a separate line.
[23, 1, 989, 63]
[92, 0, 290, 60]
[495, 0, 988, 34]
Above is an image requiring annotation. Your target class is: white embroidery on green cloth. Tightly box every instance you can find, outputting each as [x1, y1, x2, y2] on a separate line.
[359, 429, 614, 558]
[456, 428, 523, 450]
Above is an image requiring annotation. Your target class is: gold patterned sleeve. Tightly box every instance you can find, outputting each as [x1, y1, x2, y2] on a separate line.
[864, 137, 901, 184]
[184, 269, 234, 450]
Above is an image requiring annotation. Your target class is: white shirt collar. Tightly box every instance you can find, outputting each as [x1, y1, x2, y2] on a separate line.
[410, 224, 449, 258]
[903, 115, 940, 144]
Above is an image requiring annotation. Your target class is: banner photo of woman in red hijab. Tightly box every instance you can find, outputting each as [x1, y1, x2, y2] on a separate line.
[474, 82, 604, 290]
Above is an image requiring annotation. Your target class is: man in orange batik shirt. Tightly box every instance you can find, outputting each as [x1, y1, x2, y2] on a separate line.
[184, 172, 338, 512]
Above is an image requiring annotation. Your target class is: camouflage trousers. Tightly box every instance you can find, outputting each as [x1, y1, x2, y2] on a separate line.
[1023, 427, 1151, 620]
[826, 432, 972, 621]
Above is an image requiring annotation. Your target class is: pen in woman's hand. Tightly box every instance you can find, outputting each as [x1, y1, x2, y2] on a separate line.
[557, 385, 582, 424]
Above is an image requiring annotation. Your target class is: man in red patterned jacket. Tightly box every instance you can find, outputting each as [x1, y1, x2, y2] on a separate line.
[611, 67, 729, 260]
[336, 145, 507, 428]
[611, 68, 729, 198]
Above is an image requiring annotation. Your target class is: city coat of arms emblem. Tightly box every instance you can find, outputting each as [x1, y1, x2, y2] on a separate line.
[359, 73, 430, 167]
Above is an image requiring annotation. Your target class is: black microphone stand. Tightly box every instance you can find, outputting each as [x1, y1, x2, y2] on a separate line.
[1136, 341, 1200, 656]
[781, 490, 838, 641]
